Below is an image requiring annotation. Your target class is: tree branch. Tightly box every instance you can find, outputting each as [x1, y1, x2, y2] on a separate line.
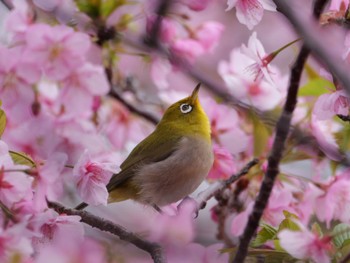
[274, 0, 350, 97]
[47, 201, 166, 263]
[108, 85, 160, 125]
[195, 158, 259, 211]
[232, 1, 328, 262]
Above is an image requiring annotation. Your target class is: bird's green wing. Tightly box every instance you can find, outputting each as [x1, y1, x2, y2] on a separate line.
[106, 131, 182, 192]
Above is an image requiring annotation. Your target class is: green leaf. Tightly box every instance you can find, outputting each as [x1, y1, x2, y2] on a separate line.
[0, 107, 6, 138]
[278, 218, 300, 232]
[100, 0, 125, 18]
[116, 13, 133, 30]
[311, 222, 323, 237]
[9, 150, 36, 167]
[304, 63, 320, 79]
[273, 240, 285, 252]
[283, 210, 299, 219]
[299, 78, 334, 97]
[246, 248, 297, 263]
[332, 223, 350, 248]
[277, 211, 300, 232]
[221, 247, 297, 262]
[336, 124, 350, 152]
[252, 224, 278, 247]
[76, 0, 100, 18]
[251, 113, 270, 157]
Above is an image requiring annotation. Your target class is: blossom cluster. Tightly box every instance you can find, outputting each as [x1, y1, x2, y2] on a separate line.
[0, 0, 350, 262]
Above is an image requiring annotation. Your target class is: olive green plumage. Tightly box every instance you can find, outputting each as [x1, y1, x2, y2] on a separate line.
[75, 84, 213, 210]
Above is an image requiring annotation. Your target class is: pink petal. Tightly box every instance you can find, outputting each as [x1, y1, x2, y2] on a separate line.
[236, 0, 264, 30]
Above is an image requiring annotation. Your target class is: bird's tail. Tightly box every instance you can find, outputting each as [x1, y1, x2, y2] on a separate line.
[75, 202, 88, 210]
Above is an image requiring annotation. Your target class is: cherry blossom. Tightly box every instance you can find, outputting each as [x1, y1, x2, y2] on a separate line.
[180, 0, 211, 11]
[226, 0, 276, 30]
[314, 170, 350, 227]
[150, 199, 196, 246]
[36, 238, 106, 263]
[23, 24, 90, 81]
[99, 101, 152, 150]
[328, 0, 349, 11]
[0, 46, 40, 117]
[146, 16, 177, 44]
[171, 38, 206, 64]
[194, 22, 225, 53]
[31, 152, 68, 211]
[231, 202, 254, 237]
[202, 97, 249, 154]
[311, 115, 342, 161]
[1, 0, 350, 262]
[33, 0, 76, 23]
[56, 63, 109, 118]
[73, 150, 119, 206]
[218, 32, 286, 110]
[240, 32, 278, 85]
[263, 185, 296, 226]
[150, 56, 172, 89]
[32, 210, 106, 263]
[31, 210, 84, 248]
[4, 115, 63, 159]
[148, 17, 224, 88]
[207, 144, 236, 181]
[313, 90, 350, 120]
[4, 1, 35, 41]
[0, 223, 33, 262]
[0, 140, 33, 208]
[278, 221, 333, 263]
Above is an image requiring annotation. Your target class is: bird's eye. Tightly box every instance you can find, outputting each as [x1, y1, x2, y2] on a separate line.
[180, 103, 193, 114]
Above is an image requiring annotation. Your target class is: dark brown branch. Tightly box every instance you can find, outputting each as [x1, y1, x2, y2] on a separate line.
[232, 45, 311, 263]
[232, 1, 328, 262]
[108, 86, 160, 125]
[195, 158, 259, 210]
[47, 201, 166, 263]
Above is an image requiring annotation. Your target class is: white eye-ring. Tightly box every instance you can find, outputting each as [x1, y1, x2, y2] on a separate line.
[180, 103, 193, 114]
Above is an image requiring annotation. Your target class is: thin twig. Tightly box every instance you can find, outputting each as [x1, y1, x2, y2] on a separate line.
[108, 86, 160, 125]
[232, 1, 328, 262]
[47, 201, 166, 263]
[195, 158, 259, 211]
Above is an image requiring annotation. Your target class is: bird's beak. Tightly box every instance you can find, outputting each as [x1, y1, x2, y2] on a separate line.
[190, 83, 201, 104]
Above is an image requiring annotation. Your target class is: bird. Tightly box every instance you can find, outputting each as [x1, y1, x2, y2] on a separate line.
[75, 83, 213, 211]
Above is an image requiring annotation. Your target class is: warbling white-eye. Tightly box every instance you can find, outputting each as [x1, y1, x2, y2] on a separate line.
[75, 83, 213, 211]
